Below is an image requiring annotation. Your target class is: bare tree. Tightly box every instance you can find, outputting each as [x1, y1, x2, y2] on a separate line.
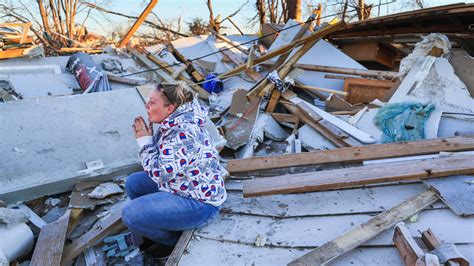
[206, 0, 220, 32]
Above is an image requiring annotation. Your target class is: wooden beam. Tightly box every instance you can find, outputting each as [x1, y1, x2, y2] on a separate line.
[270, 113, 299, 124]
[219, 22, 345, 80]
[293, 83, 348, 96]
[260, 62, 398, 79]
[242, 155, 474, 197]
[281, 101, 354, 148]
[0, 48, 26, 59]
[228, 135, 474, 174]
[165, 229, 195, 266]
[61, 206, 125, 264]
[118, 0, 159, 47]
[168, 43, 204, 82]
[31, 210, 73, 266]
[288, 190, 439, 265]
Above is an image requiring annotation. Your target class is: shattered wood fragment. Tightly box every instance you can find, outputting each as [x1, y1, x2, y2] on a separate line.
[270, 113, 299, 124]
[265, 89, 281, 112]
[421, 229, 442, 251]
[393, 223, 427, 266]
[242, 155, 474, 197]
[31, 208, 83, 266]
[165, 229, 195, 266]
[288, 190, 439, 266]
[167, 43, 204, 82]
[61, 204, 125, 264]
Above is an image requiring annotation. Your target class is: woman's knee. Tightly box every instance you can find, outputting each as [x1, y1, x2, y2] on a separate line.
[121, 201, 140, 230]
[125, 171, 149, 199]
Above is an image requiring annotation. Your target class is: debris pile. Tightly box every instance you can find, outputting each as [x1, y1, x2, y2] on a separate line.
[0, 2, 473, 265]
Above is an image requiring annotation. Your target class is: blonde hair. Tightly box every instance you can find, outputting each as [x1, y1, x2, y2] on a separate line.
[158, 81, 194, 107]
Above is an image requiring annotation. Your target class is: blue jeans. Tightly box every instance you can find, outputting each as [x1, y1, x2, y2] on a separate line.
[121, 171, 221, 246]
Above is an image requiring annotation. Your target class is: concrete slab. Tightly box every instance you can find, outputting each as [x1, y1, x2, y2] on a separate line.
[0, 89, 146, 203]
[6, 73, 79, 98]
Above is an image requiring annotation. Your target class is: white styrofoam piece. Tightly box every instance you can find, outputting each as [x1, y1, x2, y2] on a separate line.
[290, 97, 376, 143]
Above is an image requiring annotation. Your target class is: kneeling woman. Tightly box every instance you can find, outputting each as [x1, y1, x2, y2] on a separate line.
[122, 81, 226, 255]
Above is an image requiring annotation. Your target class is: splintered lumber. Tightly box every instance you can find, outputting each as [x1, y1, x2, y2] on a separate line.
[281, 101, 354, 148]
[242, 155, 474, 198]
[219, 22, 345, 80]
[61, 205, 125, 264]
[227, 135, 474, 174]
[31, 210, 71, 266]
[288, 190, 439, 266]
[168, 43, 204, 82]
[393, 223, 427, 266]
[165, 229, 196, 266]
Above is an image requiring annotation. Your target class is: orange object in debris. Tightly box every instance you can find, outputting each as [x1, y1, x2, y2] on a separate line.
[118, 0, 159, 48]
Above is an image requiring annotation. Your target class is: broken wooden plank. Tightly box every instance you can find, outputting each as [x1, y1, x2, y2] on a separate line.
[31, 210, 73, 266]
[165, 229, 195, 266]
[61, 204, 125, 264]
[393, 223, 427, 266]
[167, 43, 204, 82]
[220, 22, 345, 80]
[270, 113, 299, 124]
[242, 155, 474, 198]
[281, 101, 352, 148]
[424, 175, 474, 217]
[288, 190, 439, 266]
[227, 135, 474, 174]
[282, 93, 376, 143]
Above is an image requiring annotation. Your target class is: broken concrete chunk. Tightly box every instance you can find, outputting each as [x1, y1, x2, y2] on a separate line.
[0, 208, 29, 229]
[87, 182, 124, 199]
